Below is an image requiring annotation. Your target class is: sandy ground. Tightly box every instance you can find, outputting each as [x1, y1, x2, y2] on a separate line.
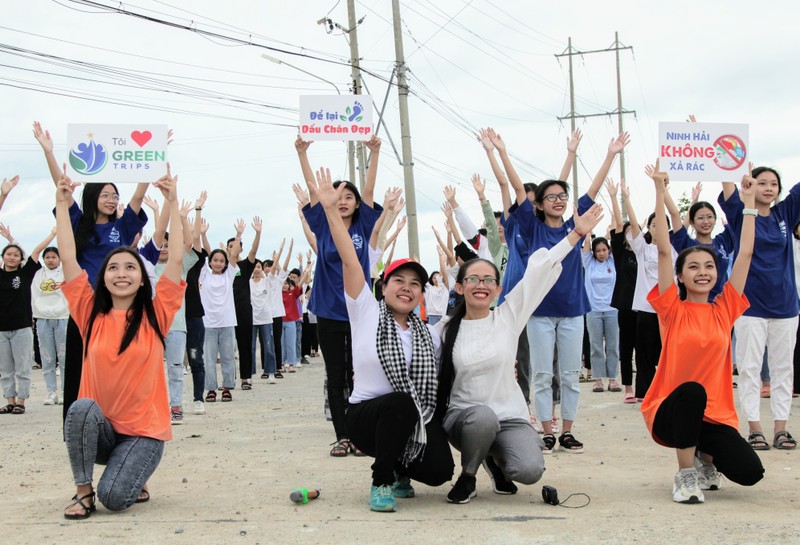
[3, 357, 799, 545]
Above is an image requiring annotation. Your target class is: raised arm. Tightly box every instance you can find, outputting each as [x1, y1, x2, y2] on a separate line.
[128, 182, 149, 215]
[605, 178, 623, 230]
[54, 166, 82, 282]
[432, 225, 455, 266]
[179, 200, 194, 252]
[436, 245, 449, 289]
[478, 128, 516, 214]
[31, 227, 57, 264]
[588, 132, 630, 200]
[685, 182, 702, 229]
[295, 136, 318, 206]
[488, 128, 526, 206]
[247, 216, 262, 263]
[192, 191, 207, 252]
[649, 161, 673, 294]
[312, 168, 365, 299]
[200, 219, 211, 255]
[384, 215, 406, 250]
[32, 122, 62, 189]
[728, 165, 757, 295]
[646, 163, 682, 230]
[442, 202, 462, 245]
[558, 129, 582, 182]
[230, 218, 245, 263]
[282, 238, 294, 272]
[620, 178, 641, 238]
[146, 194, 169, 248]
[0, 176, 20, 212]
[362, 136, 382, 207]
[153, 167, 182, 284]
[371, 187, 401, 251]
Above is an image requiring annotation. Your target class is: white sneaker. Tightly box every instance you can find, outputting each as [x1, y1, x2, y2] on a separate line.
[672, 468, 705, 503]
[43, 391, 58, 406]
[193, 400, 205, 415]
[268, 374, 276, 384]
[694, 454, 722, 490]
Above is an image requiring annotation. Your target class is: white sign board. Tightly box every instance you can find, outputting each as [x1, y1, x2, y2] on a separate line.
[658, 122, 749, 182]
[299, 95, 373, 141]
[66, 124, 169, 183]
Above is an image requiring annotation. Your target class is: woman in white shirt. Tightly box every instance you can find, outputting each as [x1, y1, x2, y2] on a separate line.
[436, 204, 604, 504]
[250, 260, 276, 383]
[425, 249, 449, 326]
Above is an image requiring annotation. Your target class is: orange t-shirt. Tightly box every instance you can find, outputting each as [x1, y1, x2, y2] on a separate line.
[641, 282, 749, 445]
[61, 270, 186, 441]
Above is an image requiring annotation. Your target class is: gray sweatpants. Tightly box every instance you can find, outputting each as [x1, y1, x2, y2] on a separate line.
[443, 405, 545, 483]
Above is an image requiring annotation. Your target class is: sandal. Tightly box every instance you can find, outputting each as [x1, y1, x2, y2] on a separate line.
[760, 385, 770, 398]
[608, 381, 622, 392]
[623, 393, 637, 404]
[12, 404, 25, 414]
[558, 431, 584, 453]
[592, 380, 604, 393]
[241, 381, 252, 390]
[773, 431, 797, 450]
[205, 390, 217, 403]
[221, 389, 233, 402]
[330, 439, 350, 457]
[64, 491, 96, 520]
[0, 404, 15, 414]
[542, 434, 556, 455]
[748, 431, 770, 451]
[135, 488, 150, 503]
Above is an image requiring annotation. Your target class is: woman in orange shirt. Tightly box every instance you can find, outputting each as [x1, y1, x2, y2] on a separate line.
[642, 161, 764, 504]
[55, 165, 186, 519]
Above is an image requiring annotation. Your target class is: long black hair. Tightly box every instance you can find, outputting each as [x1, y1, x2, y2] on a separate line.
[534, 180, 569, 222]
[643, 212, 670, 244]
[435, 258, 500, 419]
[84, 247, 165, 358]
[76, 183, 120, 256]
[674, 246, 717, 301]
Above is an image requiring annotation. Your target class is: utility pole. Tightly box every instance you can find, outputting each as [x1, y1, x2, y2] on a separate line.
[391, 0, 419, 257]
[345, 0, 367, 193]
[556, 33, 635, 217]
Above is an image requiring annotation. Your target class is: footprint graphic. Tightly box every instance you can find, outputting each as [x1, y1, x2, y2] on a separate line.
[348, 101, 363, 122]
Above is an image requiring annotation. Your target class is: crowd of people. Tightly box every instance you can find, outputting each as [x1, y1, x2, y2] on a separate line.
[0, 120, 798, 518]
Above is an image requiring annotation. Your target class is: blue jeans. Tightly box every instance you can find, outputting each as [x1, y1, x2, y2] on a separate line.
[527, 316, 583, 422]
[65, 399, 164, 511]
[252, 323, 276, 374]
[185, 317, 206, 402]
[0, 327, 34, 400]
[164, 330, 186, 408]
[203, 326, 236, 391]
[586, 310, 620, 380]
[36, 318, 67, 394]
[282, 321, 298, 365]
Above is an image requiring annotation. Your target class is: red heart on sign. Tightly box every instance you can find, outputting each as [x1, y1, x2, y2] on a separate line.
[130, 130, 152, 147]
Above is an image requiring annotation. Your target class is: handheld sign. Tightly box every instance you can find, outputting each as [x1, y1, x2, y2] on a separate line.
[658, 122, 748, 182]
[299, 96, 373, 141]
[66, 124, 169, 183]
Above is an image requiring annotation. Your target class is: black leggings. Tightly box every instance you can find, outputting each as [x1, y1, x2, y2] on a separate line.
[62, 318, 83, 423]
[347, 392, 454, 487]
[317, 317, 354, 440]
[272, 317, 283, 371]
[634, 311, 661, 398]
[653, 382, 763, 486]
[235, 307, 253, 380]
[617, 308, 637, 386]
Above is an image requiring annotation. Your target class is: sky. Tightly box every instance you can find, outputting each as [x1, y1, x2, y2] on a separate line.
[2, 0, 799, 271]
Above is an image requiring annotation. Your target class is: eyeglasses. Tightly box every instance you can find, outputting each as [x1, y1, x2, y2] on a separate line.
[462, 276, 498, 287]
[543, 193, 569, 202]
[99, 192, 120, 202]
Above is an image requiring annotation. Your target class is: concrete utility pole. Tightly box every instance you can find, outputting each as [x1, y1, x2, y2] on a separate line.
[346, 0, 367, 193]
[391, 0, 419, 257]
[556, 33, 635, 217]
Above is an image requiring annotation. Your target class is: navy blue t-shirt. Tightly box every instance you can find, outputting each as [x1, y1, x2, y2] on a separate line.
[670, 225, 735, 301]
[718, 185, 800, 318]
[498, 201, 531, 305]
[304, 201, 382, 321]
[512, 193, 593, 317]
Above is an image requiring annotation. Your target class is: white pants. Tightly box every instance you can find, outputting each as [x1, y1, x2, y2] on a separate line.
[735, 315, 798, 422]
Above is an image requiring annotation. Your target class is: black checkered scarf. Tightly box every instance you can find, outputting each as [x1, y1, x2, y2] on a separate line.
[376, 299, 438, 465]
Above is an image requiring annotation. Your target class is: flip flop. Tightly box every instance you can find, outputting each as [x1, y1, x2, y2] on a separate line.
[135, 489, 150, 503]
[623, 393, 637, 404]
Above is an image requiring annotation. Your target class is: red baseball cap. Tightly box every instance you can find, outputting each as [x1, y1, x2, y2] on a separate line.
[383, 258, 428, 286]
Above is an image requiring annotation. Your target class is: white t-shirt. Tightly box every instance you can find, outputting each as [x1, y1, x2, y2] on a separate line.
[31, 265, 69, 319]
[425, 283, 449, 317]
[267, 270, 288, 319]
[199, 262, 238, 328]
[250, 277, 273, 325]
[347, 283, 442, 404]
[627, 230, 676, 313]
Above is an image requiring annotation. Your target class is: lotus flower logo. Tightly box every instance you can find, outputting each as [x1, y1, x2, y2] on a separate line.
[69, 138, 108, 175]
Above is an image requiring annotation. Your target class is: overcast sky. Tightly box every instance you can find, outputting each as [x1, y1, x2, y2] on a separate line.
[2, 0, 798, 270]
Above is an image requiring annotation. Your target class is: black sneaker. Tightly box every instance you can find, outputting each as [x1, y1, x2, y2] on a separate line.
[482, 456, 517, 495]
[275, 370, 284, 379]
[301, 356, 310, 365]
[446, 474, 477, 504]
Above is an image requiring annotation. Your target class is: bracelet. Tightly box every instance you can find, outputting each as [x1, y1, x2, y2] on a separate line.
[195, 207, 203, 211]
[573, 228, 586, 238]
[742, 208, 758, 216]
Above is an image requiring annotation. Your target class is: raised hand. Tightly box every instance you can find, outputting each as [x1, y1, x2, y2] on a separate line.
[292, 183, 310, 206]
[56, 164, 80, 204]
[200, 218, 210, 234]
[142, 195, 160, 214]
[195, 190, 208, 210]
[179, 199, 193, 218]
[471, 173, 486, 199]
[686, 114, 697, 123]
[740, 162, 756, 208]
[567, 128, 583, 153]
[691, 181, 703, 203]
[117, 203, 125, 217]
[443, 185, 457, 207]
[1, 175, 19, 196]
[487, 128, 505, 152]
[647, 159, 669, 191]
[32, 121, 53, 153]
[314, 167, 344, 210]
[251, 216, 263, 233]
[396, 215, 407, 231]
[234, 218, 246, 235]
[478, 128, 494, 152]
[364, 135, 382, 153]
[605, 177, 618, 197]
[0, 222, 12, 242]
[608, 132, 631, 155]
[573, 203, 605, 236]
[620, 178, 630, 200]
[295, 135, 313, 154]
[392, 197, 405, 214]
[153, 163, 177, 202]
[441, 201, 453, 220]
[383, 186, 402, 210]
